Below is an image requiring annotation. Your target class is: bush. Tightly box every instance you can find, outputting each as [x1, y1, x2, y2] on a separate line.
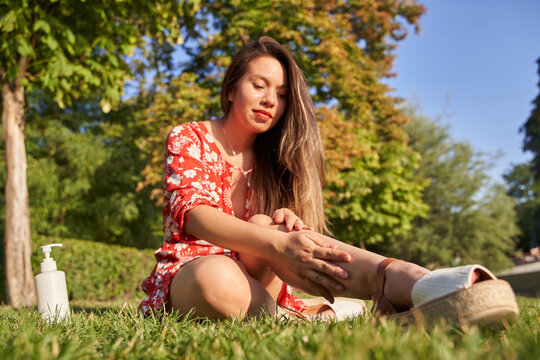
[1, 236, 156, 304]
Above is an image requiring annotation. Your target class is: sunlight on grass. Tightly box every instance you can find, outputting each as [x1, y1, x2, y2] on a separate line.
[0, 297, 537, 359]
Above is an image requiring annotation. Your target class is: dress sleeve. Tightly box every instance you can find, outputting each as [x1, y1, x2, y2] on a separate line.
[164, 125, 221, 236]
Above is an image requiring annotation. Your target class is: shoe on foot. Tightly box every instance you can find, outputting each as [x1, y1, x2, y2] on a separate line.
[373, 259, 519, 328]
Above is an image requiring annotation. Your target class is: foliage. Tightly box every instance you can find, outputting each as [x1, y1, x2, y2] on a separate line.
[139, 0, 429, 247]
[510, 56, 540, 251]
[504, 163, 540, 251]
[0, 91, 162, 248]
[22, 91, 108, 237]
[521, 57, 540, 180]
[380, 110, 518, 271]
[68, 96, 163, 248]
[137, 72, 215, 206]
[0, 236, 155, 304]
[0, 297, 538, 359]
[0, 0, 193, 111]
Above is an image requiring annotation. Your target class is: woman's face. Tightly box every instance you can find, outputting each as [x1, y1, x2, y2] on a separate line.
[227, 56, 288, 134]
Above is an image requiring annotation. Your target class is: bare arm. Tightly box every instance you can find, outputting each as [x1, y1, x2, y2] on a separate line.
[184, 205, 351, 301]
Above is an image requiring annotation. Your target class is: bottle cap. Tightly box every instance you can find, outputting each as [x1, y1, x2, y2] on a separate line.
[40, 243, 62, 272]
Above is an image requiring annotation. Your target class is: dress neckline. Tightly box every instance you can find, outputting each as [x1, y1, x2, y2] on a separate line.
[197, 120, 253, 179]
[196, 120, 252, 220]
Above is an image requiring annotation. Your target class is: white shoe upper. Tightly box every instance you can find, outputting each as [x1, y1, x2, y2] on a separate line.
[324, 299, 367, 321]
[411, 264, 497, 307]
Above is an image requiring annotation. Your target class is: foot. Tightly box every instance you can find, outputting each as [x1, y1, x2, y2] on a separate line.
[410, 264, 497, 307]
[373, 259, 428, 314]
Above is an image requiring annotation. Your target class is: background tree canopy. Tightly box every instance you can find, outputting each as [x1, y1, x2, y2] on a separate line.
[1, 0, 531, 296]
[377, 108, 519, 271]
[504, 56, 540, 253]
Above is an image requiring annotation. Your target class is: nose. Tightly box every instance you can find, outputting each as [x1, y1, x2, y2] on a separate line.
[261, 91, 276, 108]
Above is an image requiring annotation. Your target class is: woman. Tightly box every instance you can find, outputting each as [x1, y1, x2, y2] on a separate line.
[140, 36, 518, 325]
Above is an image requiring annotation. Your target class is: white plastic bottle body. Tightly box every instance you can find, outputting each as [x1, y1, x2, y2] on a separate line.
[35, 270, 70, 323]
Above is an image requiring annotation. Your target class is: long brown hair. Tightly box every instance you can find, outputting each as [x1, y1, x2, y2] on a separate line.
[221, 36, 328, 233]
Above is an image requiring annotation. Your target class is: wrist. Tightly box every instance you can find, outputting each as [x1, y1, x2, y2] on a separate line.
[262, 226, 289, 259]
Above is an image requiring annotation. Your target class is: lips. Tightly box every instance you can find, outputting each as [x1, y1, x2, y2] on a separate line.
[253, 109, 273, 120]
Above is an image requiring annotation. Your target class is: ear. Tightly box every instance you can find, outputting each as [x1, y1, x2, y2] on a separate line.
[227, 87, 236, 102]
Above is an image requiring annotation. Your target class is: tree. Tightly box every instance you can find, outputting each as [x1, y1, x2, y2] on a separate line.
[504, 163, 540, 251]
[0, 90, 162, 249]
[139, 0, 429, 247]
[380, 110, 518, 272]
[507, 58, 540, 251]
[0, 0, 193, 307]
[521, 57, 540, 180]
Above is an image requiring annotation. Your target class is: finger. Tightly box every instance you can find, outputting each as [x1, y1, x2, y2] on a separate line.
[305, 270, 344, 302]
[304, 276, 335, 304]
[304, 232, 333, 248]
[273, 209, 285, 223]
[313, 246, 352, 263]
[313, 259, 349, 280]
[293, 219, 304, 231]
[310, 280, 334, 304]
[284, 212, 297, 231]
[302, 277, 334, 303]
[322, 243, 338, 249]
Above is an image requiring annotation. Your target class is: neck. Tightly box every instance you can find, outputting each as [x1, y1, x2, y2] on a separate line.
[221, 117, 256, 155]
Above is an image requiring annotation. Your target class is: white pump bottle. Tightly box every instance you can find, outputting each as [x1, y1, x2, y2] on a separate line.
[34, 243, 70, 323]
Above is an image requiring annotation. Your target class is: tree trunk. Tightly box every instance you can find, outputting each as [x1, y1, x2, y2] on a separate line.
[1, 56, 36, 307]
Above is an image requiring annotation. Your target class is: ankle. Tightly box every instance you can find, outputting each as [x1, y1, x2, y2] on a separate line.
[384, 262, 429, 309]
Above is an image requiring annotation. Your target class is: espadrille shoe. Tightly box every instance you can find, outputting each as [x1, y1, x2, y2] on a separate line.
[392, 265, 519, 327]
[323, 298, 367, 321]
[372, 260, 519, 327]
[280, 298, 367, 321]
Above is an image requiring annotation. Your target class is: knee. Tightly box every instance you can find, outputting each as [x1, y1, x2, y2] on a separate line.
[190, 257, 252, 318]
[248, 214, 274, 226]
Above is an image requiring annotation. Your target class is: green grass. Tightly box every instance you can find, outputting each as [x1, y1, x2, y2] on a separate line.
[0, 297, 538, 359]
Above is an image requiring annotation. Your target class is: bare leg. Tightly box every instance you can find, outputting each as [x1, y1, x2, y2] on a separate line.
[248, 214, 430, 309]
[168, 255, 277, 319]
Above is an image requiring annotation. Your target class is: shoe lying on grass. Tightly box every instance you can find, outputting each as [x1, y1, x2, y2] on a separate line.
[373, 259, 519, 328]
[278, 297, 367, 322]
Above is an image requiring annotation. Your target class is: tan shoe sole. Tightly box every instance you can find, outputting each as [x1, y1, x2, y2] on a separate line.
[389, 280, 519, 328]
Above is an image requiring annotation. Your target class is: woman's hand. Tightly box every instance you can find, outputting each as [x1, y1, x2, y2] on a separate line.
[272, 208, 314, 232]
[268, 230, 351, 303]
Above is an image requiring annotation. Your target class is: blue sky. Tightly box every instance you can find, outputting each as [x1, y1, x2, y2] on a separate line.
[385, 0, 540, 183]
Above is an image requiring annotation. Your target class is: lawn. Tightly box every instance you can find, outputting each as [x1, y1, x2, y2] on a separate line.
[1, 297, 538, 359]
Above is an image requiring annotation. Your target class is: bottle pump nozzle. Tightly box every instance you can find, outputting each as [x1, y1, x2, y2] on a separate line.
[40, 243, 62, 272]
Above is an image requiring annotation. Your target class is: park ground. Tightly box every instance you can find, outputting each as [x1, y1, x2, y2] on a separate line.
[0, 296, 538, 359]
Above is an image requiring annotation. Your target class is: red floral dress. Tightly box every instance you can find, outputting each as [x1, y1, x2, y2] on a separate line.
[139, 121, 307, 315]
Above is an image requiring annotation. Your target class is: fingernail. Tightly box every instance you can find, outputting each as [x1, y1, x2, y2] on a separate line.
[334, 284, 344, 291]
[340, 271, 348, 279]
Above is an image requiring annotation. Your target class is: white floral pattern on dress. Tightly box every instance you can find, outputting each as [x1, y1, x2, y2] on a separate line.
[139, 121, 306, 314]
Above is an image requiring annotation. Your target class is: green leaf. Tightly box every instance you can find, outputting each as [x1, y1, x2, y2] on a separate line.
[15, 36, 34, 57]
[33, 19, 51, 34]
[42, 35, 59, 51]
[64, 28, 76, 44]
[0, 10, 17, 32]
